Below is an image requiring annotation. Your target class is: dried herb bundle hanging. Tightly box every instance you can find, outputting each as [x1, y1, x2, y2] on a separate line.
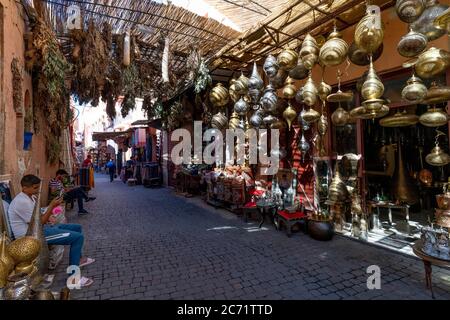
[194, 59, 211, 94]
[120, 63, 141, 118]
[11, 58, 23, 114]
[167, 100, 184, 131]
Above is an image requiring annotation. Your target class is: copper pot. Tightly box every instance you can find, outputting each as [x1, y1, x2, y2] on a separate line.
[379, 110, 419, 127]
[401, 74, 427, 103]
[419, 105, 449, 127]
[396, 0, 426, 23]
[413, 47, 450, 79]
[411, 0, 449, 41]
[423, 82, 450, 104]
[397, 27, 428, 58]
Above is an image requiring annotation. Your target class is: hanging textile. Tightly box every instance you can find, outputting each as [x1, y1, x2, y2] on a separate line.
[134, 128, 146, 148]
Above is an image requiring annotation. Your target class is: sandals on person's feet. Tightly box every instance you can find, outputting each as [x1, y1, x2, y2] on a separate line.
[79, 257, 95, 268]
[79, 276, 94, 288]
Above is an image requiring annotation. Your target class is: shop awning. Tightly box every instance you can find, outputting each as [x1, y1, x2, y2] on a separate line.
[92, 130, 133, 142]
[130, 119, 163, 130]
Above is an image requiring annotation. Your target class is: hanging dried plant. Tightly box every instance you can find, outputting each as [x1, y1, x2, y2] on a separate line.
[194, 59, 211, 94]
[11, 58, 23, 114]
[167, 100, 184, 131]
[46, 133, 62, 165]
[120, 63, 141, 117]
[186, 46, 201, 82]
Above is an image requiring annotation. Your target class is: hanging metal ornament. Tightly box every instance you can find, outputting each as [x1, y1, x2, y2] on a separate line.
[319, 24, 349, 67]
[235, 73, 249, 96]
[396, 0, 426, 23]
[270, 69, 289, 89]
[426, 130, 450, 166]
[298, 132, 310, 161]
[331, 104, 350, 126]
[361, 56, 385, 114]
[211, 112, 228, 130]
[318, 80, 332, 103]
[229, 79, 239, 103]
[261, 84, 278, 114]
[434, 7, 450, 32]
[401, 72, 427, 103]
[295, 86, 304, 104]
[234, 96, 249, 116]
[302, 107, 321, 124]
[303, 74, 318, 107]
[298, 108, 311, 131]
[229, 112, 241, 129]
[349, 41, 384, 66]
[289, 58, 309, 80]
[350, 104, 389, 120]
[300, 33, 319, 70]
[250, 110, 264, 128]
[411, 0, 449, 41]
[248, 62, 264, 104]
[355, 5, 384, 55]
[263, 114, 278, 126]
[277, 49, 298, 71]
[263, 54, 279, 78]
[317, 106, 328, 156]
[397, 27, 428, 58]
[209, 83, 229, 108]
[282, 77, 297, 100]
[283, 102, 297, 130]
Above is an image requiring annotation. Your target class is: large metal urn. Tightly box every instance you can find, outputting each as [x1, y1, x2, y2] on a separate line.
[411, 0, 449, 41]
[392, 144, 419, 205]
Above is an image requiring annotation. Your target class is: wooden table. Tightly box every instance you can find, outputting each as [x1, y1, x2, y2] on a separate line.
[412, 239, 450, 299]
[367, 201, 410, 233]
[256, 200, 278, 228]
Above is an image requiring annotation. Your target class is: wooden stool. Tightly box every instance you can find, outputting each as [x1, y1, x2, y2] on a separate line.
[127, 178, 137, 186]
[274, 210, 307, 237]
[242, 201, 258, 223]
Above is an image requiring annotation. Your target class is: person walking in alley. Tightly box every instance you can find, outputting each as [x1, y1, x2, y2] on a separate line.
[8, 175, 95, 287]
[50, 169, 96, 215]
[106, 159, 116, 182]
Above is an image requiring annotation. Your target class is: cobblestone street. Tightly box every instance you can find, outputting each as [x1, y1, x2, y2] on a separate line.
[52, 175, 450, 300]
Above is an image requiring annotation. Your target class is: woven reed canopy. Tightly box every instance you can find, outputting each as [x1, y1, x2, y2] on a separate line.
[92, 130, 132, 141]
[210, 0, 396, 71]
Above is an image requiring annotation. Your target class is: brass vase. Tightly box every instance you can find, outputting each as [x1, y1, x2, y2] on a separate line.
[209, 83, 230, 108]
[411, 0, 449, 41]
[277, 49, 298, 71]
[392, 144, 419, 205]
[303, 75, 318, 107]
[319, 27, 348, 67]
[396, 0, 426, 23]
[355, 5, 384, 55]
[300, 34, 319, 70]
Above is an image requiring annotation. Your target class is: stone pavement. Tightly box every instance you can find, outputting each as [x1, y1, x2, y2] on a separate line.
[50, 174, 450, 300]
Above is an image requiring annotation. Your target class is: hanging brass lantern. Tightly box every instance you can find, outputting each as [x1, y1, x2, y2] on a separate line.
[397, 27, 428, 58]
[298, 109, 311, 131]
[423, 82, 450, 104]
[289, 58, 309, 80]
[318, 112, 328, 136]
[419, 105, 449, 127]
[298, 132, 310, 155]
[235, 74, 249, 96]
[319, 27, 348, 67]
[413, 47, 450, 79]
[348, 42, 384, 66]
[277, 49, 298, 71]
[283, 102, 297, 130]
[229, 112, 241, 129]
[271, 119, 287, 129]
[411, 0, 449, 41]
[300, 34, 319, 70]
[396, 0, 426, 23]
[270, 69, 289, 89]
[361, 59, 384, 101]
[209, 83, 230, 107]
[234, 97, 249, 116]
[303, 74, 318, 107]
[331, 106, 350, 126]
[263, 114, 277, 126]
[261, 85, 278, 114]
[229, 79, 239, 103]
[318, 80, 332, 102]
[426, 131, 450, 166]
[350, 104, 389, 120]
[211, 112, 228, 130]
[328, 169, 349, 202]
[302, 108, 321, 124]
[282, 77, 297, 100]
[250, 110, 264, 128]
[379, 110, 419, 127]
[248, 62, 264, 103]
[434, 7, 450, 32]
[401, 73, 427, 103]
[355, 5, 384, 55]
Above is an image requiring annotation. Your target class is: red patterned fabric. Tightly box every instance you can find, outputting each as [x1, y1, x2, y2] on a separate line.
[277, 210, 307, 220]
[244, 201, 257, 208]
[249, 189, 264, 197]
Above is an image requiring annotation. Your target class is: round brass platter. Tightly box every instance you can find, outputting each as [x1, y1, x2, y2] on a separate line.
[350, 105, 389, 119]
[379, 111, 419, 127]
[327, 90, 354, 103]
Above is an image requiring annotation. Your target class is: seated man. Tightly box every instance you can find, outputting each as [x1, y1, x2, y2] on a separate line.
[8, 174, 95, 287]
[50, 169, 95, 215]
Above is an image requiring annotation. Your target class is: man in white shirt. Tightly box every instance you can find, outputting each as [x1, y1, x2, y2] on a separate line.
[8, 174, 95, 287]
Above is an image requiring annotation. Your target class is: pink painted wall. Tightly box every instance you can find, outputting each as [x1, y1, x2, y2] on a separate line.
[1, 0, 57, 203]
